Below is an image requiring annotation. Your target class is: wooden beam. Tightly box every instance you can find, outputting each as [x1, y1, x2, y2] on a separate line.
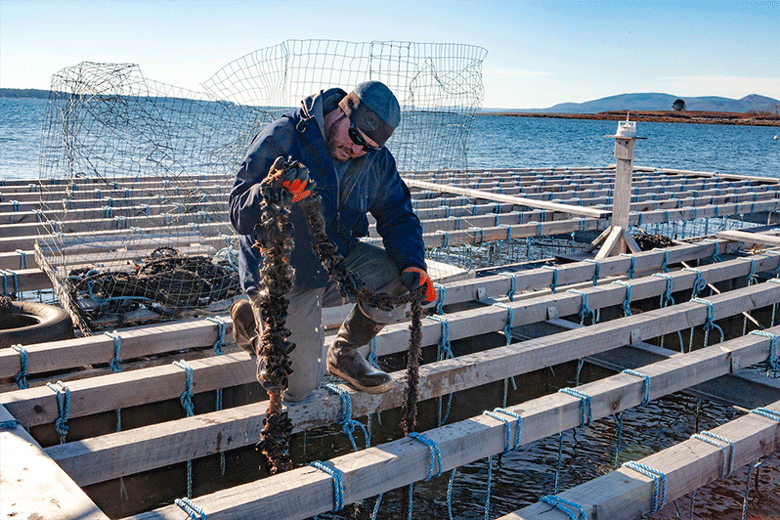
[549, 318, 780, 409]
[498, 400, 780, 520]
[0, 404, 109, 520]
[49, 286, 780, 487]
[594, 226, 625, 258]
[120, 331, 780, 520]
[716, 229, 780, 248]
[633, 165, 780, 185]
[404, 179, 610, 218]
[1, 353, 256, 427]
[0, 241, 744, 382]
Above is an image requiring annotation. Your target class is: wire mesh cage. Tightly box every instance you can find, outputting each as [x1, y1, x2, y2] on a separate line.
[36, 40, 488, 333]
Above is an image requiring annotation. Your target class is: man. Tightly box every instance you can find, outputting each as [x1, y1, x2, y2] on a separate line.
[229, 80, 436, 402]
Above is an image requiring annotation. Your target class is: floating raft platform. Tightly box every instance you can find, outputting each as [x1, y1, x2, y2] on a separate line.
[2, 165, 780, 519]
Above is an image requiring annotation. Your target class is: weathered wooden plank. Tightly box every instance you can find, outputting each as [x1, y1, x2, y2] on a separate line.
[404, 179, 610, 218]
[594, 225, 625, 258]
[550, 318, 780, 409]
[0, 316, 236, 380]
[0, 240, 742, 381]
[1, 353, 255, 427]
[499, 401, 780, 520]
[634, 165, 780, 185]
[716, 229, 780, 247]
[49, 291, 780, 487]
[120, 333, 780, 520]
[0, 404, 109, 520]
[0, 221, 233, 251]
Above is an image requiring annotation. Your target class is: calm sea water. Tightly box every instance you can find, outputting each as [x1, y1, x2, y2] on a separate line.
[2, 97, 779, 179]
[3, 96, 780, 519]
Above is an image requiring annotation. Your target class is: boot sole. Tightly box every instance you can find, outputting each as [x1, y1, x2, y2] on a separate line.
[327, 365, 393, 394]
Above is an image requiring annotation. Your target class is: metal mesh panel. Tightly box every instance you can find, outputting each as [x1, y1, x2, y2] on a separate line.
[36, 41, 487, 331]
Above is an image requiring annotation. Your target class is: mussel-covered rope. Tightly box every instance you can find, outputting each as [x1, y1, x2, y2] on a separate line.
[252, 158, 425, 475]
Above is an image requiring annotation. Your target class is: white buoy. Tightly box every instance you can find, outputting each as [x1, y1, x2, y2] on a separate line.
[774, 135, 778, 140]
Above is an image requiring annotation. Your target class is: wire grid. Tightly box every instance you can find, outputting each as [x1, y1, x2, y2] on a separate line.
[35, 41, 487, 327]
[201, 40, 488, 172]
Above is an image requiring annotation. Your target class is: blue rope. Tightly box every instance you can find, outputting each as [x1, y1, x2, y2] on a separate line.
[492, 408, 523, 450]
[0, 419, 22, 429]
[613, 412, 624, 469]
[446, 469, 457, 520]
[620, 253, 636, 279]
[559, 387, 592, 426]
[173, 359, 195, 497]
[567, 289, 596, 325]
[469, 227, 484, 245]
[683, 267, 707, 297]
[174, 497, 207, 519]
[484, 456, 493, 520]
[11, 344, 29, 389]
[492, 302, 515, 344]
[690, 297, 725, 346]
[691, 431, 735, 478]
[104, 331, 123, 373]
[622, 369, 651, 406]
[104, 330, 124, 431]
[436, 230, 449, 248]
[749, 330, 779, 376]
[500, 272, 517, 301]
[206, 316, 227, 473]
[173, 360, 195, 416]
[371, 493, 384, 520]
[323, 383, 370, 451]
[46, 381, 70, 443]
[623, 461, 668, 511]
[309, 461, 346, 511]
[368, 337, 379, 369]
[433, 283, 446, 314]
[407, 432, 443, 480]
[3, 270, 18, 296]
[653, 273, 676, 307]
[427, 315, 455, 361]
[15, 250, 27, 270]
[584, 259, 600, 285]
[741, 257, 758, 285]
[542, 265, 558, 293]
[612, 280, 633, 316]
[428, 315, 454, 425]
[205, 316, 226, 355]
[704, 239, 722, 262]
[499, 223, 513, 241]
[750, 407, 780, 423]
[539, 495, 588, 520]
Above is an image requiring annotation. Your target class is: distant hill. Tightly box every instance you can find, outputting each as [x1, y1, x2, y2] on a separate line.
[0, 88, 52, 99]
[493, 93, 780, 114]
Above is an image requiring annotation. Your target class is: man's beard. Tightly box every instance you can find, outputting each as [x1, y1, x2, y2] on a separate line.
[325, 122, 351, 162]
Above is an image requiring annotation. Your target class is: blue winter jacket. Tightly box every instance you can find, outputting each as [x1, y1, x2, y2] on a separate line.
[229, 88, 426, 294]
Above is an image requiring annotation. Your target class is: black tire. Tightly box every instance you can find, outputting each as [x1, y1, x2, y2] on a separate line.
[0, 301, 73, 348]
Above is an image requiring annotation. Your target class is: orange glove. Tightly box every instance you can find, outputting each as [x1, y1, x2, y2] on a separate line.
[401, 267, 436, 304]
[270, 156, 312, 202]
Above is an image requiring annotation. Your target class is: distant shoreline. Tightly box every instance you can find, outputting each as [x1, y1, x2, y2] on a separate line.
[479, 110, 780, 127]
[4, 89, 778, 128]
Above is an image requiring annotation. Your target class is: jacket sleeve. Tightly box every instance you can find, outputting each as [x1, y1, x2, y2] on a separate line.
[369, 152, 427, 273]
[229, 121, 293, 236]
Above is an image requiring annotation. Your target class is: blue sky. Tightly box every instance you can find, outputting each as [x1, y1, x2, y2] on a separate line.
[1, 0, 778, 109]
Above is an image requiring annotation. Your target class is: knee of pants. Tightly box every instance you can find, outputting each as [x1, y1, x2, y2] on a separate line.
[283, 380, 320, 403]
[251, 354, 322, 403]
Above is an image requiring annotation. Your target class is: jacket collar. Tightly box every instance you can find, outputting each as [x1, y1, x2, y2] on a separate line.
[300, 88, 348, 137]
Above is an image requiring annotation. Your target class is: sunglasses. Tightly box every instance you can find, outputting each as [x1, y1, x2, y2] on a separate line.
[347, 122, 381, 152]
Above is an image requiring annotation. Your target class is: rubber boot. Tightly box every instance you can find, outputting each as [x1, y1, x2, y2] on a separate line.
[326, 304, 392, 394]
[229, 298, 257, 355]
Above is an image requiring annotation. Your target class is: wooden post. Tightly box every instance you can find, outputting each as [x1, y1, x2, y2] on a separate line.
[588, 122, 645, 257]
